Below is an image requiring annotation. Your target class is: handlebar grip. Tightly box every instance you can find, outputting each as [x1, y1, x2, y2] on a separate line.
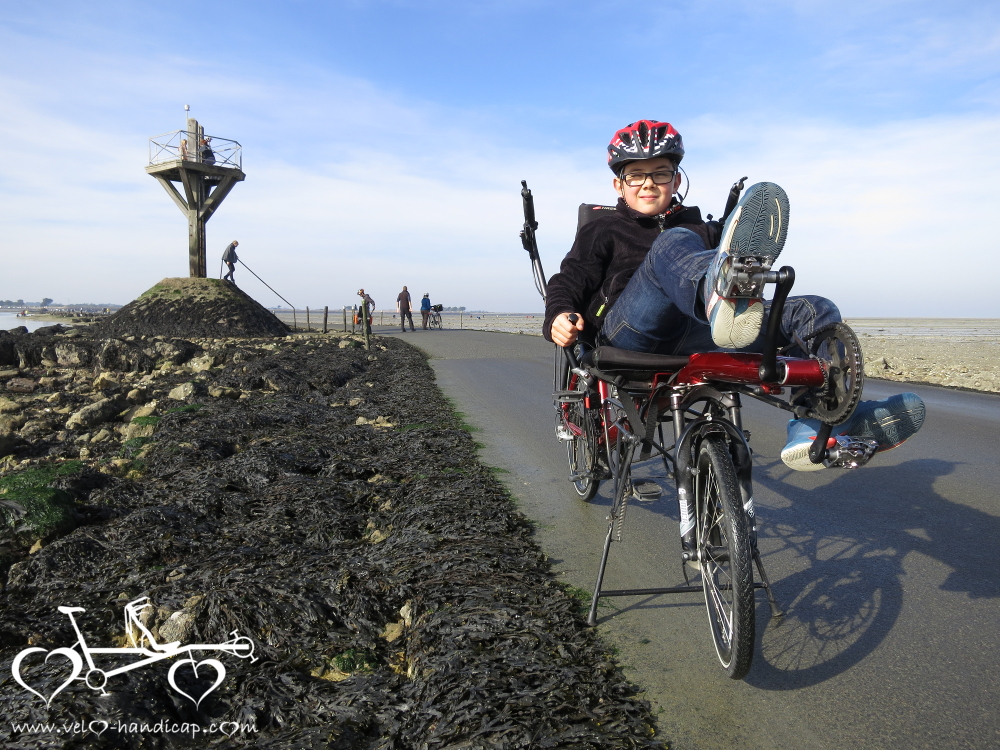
[563, 313, 581, 368]
[521, 180, 537, 229]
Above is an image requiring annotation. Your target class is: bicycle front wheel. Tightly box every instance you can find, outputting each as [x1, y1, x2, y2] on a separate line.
[695, 434, 755, 679]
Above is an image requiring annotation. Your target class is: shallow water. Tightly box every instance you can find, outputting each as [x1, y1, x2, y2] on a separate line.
[0, 312, 50, 333]
[846, 318, 1000, 339]
[430, 315, 1000, 339]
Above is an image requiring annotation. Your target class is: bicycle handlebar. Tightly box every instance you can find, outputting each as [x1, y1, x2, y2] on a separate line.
[563, 313, 582, 370]
[520, 180, 548, 301]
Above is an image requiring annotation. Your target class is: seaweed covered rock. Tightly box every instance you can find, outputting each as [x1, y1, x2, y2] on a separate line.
[0, 334, 665, 749]
[92, 277, 290, 339]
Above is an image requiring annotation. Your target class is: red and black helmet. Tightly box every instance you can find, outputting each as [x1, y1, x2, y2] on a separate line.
[607, 120, 684, 174]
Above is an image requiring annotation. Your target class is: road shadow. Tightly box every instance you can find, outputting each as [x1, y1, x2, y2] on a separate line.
[745, 455, 995, 689]
[586, 454, 996, 688]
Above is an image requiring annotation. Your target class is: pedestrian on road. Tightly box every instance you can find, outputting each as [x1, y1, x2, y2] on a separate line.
[420, 293, 432, 329]
[222, 240, 239, 284]
[397, 286, 415, 332]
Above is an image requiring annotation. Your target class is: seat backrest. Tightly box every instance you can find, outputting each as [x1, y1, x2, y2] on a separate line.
[577, 204, 615, 234]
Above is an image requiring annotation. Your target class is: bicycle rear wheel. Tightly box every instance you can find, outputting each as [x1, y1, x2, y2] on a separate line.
[564, 376, 600, 501]
[695, 434, 755, 679]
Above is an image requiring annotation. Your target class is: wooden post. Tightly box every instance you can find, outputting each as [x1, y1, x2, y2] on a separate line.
[323, 306, 329, 333]
[293, 309, 297, 331]
[343, 307, 347, 332]
[351, 306, 356, 334]
[380, 311, 384, 326]
[460, 310, 463, 329]
[306, 306, 311, 331]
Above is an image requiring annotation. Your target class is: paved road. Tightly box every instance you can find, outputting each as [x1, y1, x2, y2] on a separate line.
[392, 329, 1000, 750]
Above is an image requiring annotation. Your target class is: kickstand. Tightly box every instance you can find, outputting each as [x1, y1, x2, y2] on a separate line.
[752, 546, 783, 619]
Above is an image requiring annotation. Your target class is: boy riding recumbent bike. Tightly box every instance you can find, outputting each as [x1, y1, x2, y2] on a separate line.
[520, 175, 910, 680]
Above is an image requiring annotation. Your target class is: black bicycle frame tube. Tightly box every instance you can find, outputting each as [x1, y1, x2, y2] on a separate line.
[759, 266, 795, 383]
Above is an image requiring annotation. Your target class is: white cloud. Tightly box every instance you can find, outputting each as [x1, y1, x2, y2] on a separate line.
[1, 16, 997, 317]
[686, 113, 1000, 316]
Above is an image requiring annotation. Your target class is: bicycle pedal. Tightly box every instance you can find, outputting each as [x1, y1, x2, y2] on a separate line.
[631, 480, 662, 502]
[825, 436, 878, 469]
[555, 426, 575, 441]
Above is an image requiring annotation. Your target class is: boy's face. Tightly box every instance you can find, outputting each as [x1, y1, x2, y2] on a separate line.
[613, 157, 681, 216]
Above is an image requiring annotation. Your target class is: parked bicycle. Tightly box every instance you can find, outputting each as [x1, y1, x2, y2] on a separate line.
[428, 304, 443, 330]
[520, 181, 868, 679]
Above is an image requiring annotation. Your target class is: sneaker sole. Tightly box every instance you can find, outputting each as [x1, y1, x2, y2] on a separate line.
[709, 296, 764, 349]
[840, 393, 925, 452]
[780, 440, 829, 471]
[720, 182, 789, 262]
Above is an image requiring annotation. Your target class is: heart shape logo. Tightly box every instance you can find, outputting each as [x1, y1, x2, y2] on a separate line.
[218, 721, 239, 738]
[88, 720, 109, 738]
[11, 646, 83, 706]
[167, 657, 226, 708]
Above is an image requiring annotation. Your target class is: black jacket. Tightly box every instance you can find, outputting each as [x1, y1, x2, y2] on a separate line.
[543, 198, 720, 342]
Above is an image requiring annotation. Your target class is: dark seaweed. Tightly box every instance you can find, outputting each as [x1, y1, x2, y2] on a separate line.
[1, 333, 663, 749]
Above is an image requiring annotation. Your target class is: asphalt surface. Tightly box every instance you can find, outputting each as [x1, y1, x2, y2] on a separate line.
[391, 328, 1000, 750]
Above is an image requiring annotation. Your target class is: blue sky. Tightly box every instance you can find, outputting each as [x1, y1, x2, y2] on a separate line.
[2, 1, 998, 315]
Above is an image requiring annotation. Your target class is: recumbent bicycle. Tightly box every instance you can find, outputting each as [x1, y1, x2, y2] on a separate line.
[519, 180, 871, 680]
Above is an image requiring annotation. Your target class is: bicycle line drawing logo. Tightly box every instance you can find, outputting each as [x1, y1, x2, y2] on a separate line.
[11, 597, 257, 708]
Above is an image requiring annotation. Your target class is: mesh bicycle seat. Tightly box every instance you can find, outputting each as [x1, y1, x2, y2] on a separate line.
[581, 346, 690, 372]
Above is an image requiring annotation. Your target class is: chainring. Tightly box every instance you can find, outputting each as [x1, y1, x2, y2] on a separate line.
[797, 322, 865, 425]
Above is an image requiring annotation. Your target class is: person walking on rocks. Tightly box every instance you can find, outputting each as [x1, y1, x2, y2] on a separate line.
[420, 293, 432, 329]
[357, 289, 375, 335]
[222, 241, 239, 284]
[397, 286, 415, 332]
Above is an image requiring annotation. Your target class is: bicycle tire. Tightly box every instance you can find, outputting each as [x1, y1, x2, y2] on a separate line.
[695, 434, 755, 679]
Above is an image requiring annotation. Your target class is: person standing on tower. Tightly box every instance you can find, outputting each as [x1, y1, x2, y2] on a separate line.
[199, 137, 216, 166]
[222, 240, 239, 283]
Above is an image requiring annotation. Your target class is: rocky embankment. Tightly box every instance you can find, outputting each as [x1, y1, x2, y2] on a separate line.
[858, 333, 1000, 394]
[0, 324, 661, 749]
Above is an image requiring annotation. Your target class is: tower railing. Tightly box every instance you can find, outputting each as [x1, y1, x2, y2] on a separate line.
[148, 130, 242, 170]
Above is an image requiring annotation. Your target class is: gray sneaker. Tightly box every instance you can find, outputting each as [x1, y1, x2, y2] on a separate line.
[704, 182, 789, 348]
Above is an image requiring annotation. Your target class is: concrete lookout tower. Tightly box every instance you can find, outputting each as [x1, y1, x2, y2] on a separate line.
[145, 108, 245, 278]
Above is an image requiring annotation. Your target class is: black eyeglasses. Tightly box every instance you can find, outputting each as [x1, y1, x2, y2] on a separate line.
[621, 170, 677, 187]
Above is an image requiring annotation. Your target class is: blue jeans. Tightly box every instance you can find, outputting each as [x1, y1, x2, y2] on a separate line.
[597, 227, 841, 356]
